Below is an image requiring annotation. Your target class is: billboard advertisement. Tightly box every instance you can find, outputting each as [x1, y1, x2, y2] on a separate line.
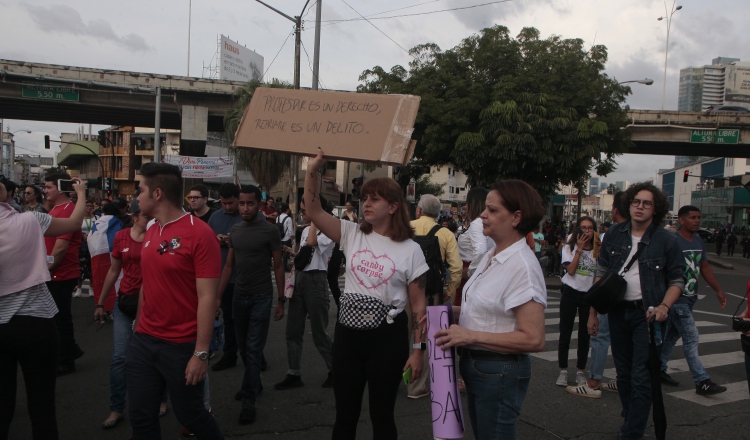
[220, 35, 264, 83]
[724, 63, 750, 105]
[165, 155, 234, 179]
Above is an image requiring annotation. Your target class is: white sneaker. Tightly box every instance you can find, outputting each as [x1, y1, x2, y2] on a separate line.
[556, 371, 568, 387]
[80, 290, 93, 298]
[602, 380, 618, 393]
[575, 373, 587, 386]
[566, 384, 602, 399]
[72, 288, 82, 298]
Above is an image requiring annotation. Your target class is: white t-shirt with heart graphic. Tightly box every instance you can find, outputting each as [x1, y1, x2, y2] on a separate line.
[340, 220, 429, 315]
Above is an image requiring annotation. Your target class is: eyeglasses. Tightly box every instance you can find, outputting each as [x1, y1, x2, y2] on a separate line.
[580, 226, 594, 231]
[630, 199, 654, 209]
[186, 196, 203, 201]
[24, 191, 33, 195]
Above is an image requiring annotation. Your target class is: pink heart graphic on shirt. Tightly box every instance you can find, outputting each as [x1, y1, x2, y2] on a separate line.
[350, 249, 397, 289]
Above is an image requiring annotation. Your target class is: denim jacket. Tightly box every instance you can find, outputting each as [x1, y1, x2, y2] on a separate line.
[596, 221, 685, 308]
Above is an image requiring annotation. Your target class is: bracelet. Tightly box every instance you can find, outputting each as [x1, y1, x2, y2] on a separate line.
[659, 302, 670, 312]
[95, 305, 104, 309]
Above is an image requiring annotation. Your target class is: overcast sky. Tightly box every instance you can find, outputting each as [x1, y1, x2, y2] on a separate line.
[3, 0, 749, 185]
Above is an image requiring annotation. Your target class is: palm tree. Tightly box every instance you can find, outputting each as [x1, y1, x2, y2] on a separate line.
[224, 79, 293, 191]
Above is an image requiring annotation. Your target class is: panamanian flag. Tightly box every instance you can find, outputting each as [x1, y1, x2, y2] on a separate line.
[87, 215, 123, 312]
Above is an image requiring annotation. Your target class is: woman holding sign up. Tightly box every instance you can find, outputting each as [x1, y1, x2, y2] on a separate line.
[304, 148, 428, 440]
[434, 180, 547, 440]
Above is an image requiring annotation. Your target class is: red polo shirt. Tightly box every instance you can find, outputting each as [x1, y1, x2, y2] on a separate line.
[136, 214, 221, 343]
[45, 202, 82, 281]
[111, 228, 143, 296]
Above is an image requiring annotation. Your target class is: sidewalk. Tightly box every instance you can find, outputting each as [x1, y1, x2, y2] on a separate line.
[706, 253, 750, 270]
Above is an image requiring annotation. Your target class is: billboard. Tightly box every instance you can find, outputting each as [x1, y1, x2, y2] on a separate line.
[724, 63, 750, 105]
[220, 35, 264, 82]
[165, 155, 235, 179]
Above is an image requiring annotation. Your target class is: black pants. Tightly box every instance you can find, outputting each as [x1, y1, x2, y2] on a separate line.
[0, 316, 59, 440]
[332, 312, 408, 440]
[220, 283, 238, 359]
[327, 250, 344, 311]
[716, 242, 723, 255]
[46, 278, 79, 366]
[126, 332, 223, 440]
[557, 284, 591, 370]
[727, 244, 735, 257]
[281, 239, 292, 270]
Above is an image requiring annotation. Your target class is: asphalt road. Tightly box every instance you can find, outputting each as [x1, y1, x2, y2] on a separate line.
[8, 261, 750, 439]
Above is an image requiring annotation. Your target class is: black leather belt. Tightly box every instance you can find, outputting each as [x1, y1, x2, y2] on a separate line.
[619, 299, 644, 310]
[302, 270, 327, 274]
[457, 347, 527, 362]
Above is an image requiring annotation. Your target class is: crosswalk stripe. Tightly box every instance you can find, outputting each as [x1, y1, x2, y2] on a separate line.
[603, 351, 745, 379]
[666, 381, 749, 406]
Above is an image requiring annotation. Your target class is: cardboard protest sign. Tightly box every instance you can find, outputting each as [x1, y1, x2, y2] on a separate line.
[232, 87, 420, 166]
[426, 305, 465, 439]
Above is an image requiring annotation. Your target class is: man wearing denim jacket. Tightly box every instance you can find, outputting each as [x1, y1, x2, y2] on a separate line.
[589, 182, 684, 440]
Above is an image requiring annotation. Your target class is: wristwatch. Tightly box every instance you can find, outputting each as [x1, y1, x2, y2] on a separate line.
[277, 296, 287, 304]
[413, 342, 427, 351]
[193, 351, 209, 361]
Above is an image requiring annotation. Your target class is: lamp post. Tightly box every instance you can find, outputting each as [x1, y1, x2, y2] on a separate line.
[658, 2, 683, 110]
[618, 79, 655, 86]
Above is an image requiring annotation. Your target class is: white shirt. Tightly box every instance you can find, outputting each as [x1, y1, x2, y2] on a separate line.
[277, 213, 293, 242]
[339, 220, 429, 317]
[561, 245, 596, 292]
[300, 226, 334, 271]
[460, 237, 547, 352]
[622, 235, 642, 301]
[458, 217, 495, 276]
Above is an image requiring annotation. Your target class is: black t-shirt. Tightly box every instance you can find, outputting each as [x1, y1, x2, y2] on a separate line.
[192, 208, 216, 224]
[229, 219, 281, 296]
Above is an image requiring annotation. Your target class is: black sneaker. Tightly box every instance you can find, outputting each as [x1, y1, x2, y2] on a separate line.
[260, 357, 268, 372]
[322, 371, 334, 388]
[239, 402, 256, 425]
[73, 345, 85, 360]
[696, 379, 727, 395]
[659, 370, 680, 387]
[274, 374, 304, 390]
[211, 356, 237, 372]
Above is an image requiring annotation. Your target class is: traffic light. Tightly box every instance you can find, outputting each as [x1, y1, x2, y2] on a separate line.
[97, 130, 107, 147]
[683, 170, 689, 182]
[44, 135, 50, 149]
[352, 177, 364, 197]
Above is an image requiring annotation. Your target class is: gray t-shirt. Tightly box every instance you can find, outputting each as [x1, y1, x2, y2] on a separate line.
[229, 219, 281, 296]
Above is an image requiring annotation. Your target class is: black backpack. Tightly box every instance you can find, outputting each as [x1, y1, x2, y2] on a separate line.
[413, 224, 446, 303]
[276, 215, 290, 238]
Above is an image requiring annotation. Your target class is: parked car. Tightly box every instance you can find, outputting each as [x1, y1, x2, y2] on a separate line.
[696, 228, 715, 243]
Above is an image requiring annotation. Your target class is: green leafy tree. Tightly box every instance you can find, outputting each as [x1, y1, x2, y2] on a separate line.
[358, 26, 632, 200]
[224, 79, 294, 191]
[416, 176, 444, 198]
[45, 166, 66, 177]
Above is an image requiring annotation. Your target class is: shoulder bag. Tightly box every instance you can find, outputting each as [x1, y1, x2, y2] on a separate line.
[584, 233, 648, 314]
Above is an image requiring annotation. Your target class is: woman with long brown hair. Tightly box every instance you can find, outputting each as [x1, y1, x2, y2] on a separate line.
[303, 148, 428, 440]
[556, 216, 599, 391]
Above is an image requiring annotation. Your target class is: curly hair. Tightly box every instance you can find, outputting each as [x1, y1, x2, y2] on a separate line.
[623, 182, 670, 226]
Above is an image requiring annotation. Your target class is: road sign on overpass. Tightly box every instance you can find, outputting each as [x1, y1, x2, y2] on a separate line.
[690, 129, 740, 144]
[22, 83, 79, 102]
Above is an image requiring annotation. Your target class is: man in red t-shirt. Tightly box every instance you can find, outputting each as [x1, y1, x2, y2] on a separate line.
[126, 163, 223, 439]
[43, 172, 84, 376]
[261, 197, 278, 224]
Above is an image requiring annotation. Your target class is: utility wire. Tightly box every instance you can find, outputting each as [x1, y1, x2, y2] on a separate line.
[338, 0, 411, 56]
[262, 30, 294, 83]
[366, 0, 443, 18]
[300, 39, 327, 90]
[321, 0, 512, 25]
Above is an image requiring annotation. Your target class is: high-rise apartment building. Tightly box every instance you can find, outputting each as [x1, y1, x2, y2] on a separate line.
[678, 57, 740, 112]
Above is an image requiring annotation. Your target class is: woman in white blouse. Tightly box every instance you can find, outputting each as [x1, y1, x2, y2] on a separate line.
[455, 187, 492, 306]
[304, 148, 428, 440]
[435, 180, 547, 440]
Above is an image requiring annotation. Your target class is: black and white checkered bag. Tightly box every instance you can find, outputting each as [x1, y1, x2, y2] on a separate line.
[339, 292, 393, 330]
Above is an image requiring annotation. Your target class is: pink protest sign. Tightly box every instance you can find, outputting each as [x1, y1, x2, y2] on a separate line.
[427, 305, 465, 439]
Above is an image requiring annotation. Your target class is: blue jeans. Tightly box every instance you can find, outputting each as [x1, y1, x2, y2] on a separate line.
[589, 313, 611, 381]
[126, 332, 222, 440]
[233, 293, 272, 404]
[609, 306, 652, 440]
[660, 303, 709, 384]
[459, 354, 531, 440]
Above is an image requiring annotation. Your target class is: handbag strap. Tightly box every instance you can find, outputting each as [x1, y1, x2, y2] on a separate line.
[621, 224, 657, 275]
[733, 290, 748, 318]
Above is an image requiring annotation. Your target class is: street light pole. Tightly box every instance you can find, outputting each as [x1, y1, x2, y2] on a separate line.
[255, 0, 311, 216]
[658, 2, 683, 111]
[618, 79, 655, 85]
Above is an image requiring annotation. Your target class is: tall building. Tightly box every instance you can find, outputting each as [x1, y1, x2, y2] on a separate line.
[589, 177, 600, 195]
[678, 56, 740, 112]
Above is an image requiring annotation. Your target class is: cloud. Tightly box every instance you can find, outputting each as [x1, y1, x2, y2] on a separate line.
[24, 4, 150, 52]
